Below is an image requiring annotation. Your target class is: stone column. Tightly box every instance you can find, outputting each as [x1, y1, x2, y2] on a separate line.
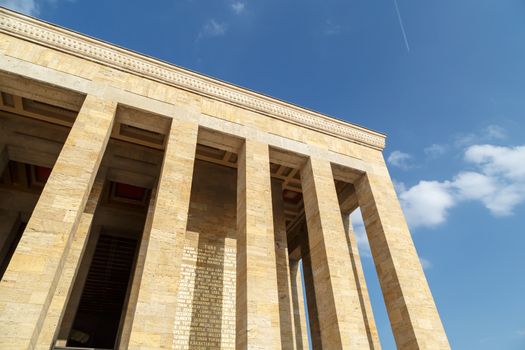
[236, 140, 282, 349]
[35, 168, 107, 349]
[300, 157, 370, 349]
[342, 214, 381, 350]
[355, 168, 450, 350]
[0, 95, 115, 349]
[271, 178, 296, 349]
[55, 226, 102, 345]
[300, 249, 321, 350]
[289, 259, 310, 350]
[127, 118, 198, 349]
[118, 186, 157, 349]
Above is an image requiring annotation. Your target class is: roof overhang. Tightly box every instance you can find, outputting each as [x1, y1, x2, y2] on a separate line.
[0, 7, 386, 150]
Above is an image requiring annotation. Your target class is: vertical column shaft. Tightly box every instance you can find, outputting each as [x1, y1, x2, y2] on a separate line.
[342, 214, 381, 350]
[56, 226, 102, 345]
[36, 168, 107, 349]
[300, 157, 370, 349]
[289, 259, 311, 350]
[118, 186, 158, 349]
[300, 249, 322, 350]
[0, 95, 115, 349]
[271, 179, 296, 349]
[127, 118, 198, 349]
[355, 168, 450, 350]
[236, 140, 282, 349]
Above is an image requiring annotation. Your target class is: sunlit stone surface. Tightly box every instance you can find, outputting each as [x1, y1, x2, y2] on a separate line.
[0, 7, 449, 350]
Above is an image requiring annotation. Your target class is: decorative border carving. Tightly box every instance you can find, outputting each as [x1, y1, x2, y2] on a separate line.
[0, 9, 386, 149]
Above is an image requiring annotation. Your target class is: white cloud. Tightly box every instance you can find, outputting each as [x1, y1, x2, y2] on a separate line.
[465, 144, 525, 180]
[198, 19, 227, 40]
[398, 180, 455, 228]
[1, 0, 38, 15]
[231, 1, 245, 15]
[463, 145, 525, 216]
[455, 132, 477, 148]
[484, 185, 524, 216]
[424, 144, 447, 158]
[387, 150, 412, 169]
[454, 125, 508, 148]
[485, 125, 507, 140]
[451, 171, 523, 216]
[396, 143, 525, 228]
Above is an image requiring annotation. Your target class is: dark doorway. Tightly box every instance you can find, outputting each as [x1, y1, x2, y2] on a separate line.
[67, 234, 137, 349]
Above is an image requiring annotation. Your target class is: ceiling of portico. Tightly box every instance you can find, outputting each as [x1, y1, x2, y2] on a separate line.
[0, 84, 360, 259]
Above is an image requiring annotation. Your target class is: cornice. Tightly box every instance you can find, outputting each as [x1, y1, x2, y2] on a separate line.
[0, 8, 386, 150]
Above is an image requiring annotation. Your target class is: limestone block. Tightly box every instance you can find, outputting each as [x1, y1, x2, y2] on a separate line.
[342, 214, 381, 350]
[118, 188, 158, 349]
[35, 169, 107, 349]
[127, 118, 198, 350]
[0, 95, 116, 349]
[355, 166, 450, 350]
[301, 157, 370, 349]
[271, 179, 296, 350]
[236, 140, 282, 349]
[0, 10, 451, 349]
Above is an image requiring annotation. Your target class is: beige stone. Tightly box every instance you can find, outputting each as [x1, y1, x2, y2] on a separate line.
[0, 94, 115, 349]
[301, 157, 370, 349]
[355, 167, 450, 350]
[236, 140, 282, 349]
[271, 179, 296, 349]
[127, 118, 198, 350]
[35, 169, 107, 349]
[342, 214, 381, 350]
[0, 8, 450, 350]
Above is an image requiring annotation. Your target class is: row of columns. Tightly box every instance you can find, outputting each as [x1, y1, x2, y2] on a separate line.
[0, 94, 449, 349]
[0, 95, 116, 349]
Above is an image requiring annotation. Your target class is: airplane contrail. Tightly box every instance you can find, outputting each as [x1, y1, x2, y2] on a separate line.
[393, 0, 410, 52]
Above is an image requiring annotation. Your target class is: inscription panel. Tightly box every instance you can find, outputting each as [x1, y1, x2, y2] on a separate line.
[173, 231, 236, 349]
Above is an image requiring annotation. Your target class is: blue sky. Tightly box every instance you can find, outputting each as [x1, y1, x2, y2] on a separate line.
[2, 0, 524, 348]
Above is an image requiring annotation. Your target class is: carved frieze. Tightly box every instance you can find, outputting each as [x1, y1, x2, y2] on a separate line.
[0, 9, 386, 150]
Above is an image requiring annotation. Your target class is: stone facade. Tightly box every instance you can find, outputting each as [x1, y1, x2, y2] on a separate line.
[0, 8, 449, 350]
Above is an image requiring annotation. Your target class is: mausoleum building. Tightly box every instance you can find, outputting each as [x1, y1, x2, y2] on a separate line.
[0, 8, 449, 350]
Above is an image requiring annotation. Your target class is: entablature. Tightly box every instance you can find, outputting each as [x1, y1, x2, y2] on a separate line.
[0, 8, 386, 151]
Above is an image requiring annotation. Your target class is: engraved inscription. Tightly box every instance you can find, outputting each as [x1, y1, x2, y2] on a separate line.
[173, 233, 236, 349]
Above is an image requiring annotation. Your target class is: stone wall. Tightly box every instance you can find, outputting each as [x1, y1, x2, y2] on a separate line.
[173, 160, 237, 349]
